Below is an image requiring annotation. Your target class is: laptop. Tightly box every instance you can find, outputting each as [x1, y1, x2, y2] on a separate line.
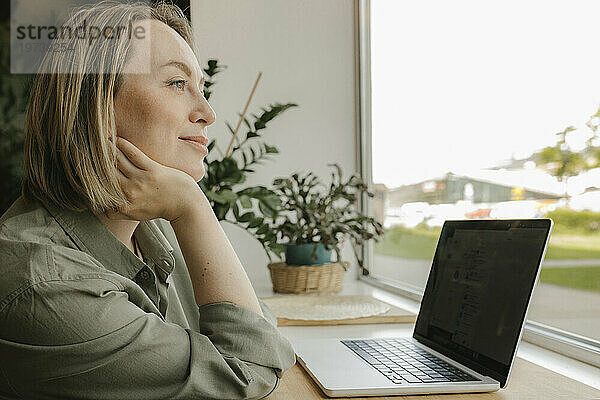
[291, 219, 553, 397]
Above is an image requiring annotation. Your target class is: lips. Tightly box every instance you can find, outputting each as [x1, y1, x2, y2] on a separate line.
[178, 135, 209, 146]
[179, 135, 209, 154]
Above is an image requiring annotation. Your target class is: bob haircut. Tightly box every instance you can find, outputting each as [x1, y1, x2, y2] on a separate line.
[22, 0, 193, 215]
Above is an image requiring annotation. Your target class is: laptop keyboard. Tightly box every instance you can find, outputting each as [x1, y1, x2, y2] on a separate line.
[341, 338, 479, 385]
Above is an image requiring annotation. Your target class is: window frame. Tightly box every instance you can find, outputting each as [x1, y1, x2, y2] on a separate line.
[354, 0, 600, 368]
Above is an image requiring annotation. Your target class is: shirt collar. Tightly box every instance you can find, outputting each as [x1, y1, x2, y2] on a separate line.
[43, 200, 175, 280]
[135, 220, 175, 277]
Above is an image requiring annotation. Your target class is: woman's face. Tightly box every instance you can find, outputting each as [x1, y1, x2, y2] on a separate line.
[113, 19, 216, 182]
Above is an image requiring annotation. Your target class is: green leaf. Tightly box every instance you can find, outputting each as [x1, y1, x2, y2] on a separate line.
[256, 225, 270, 235]
[239, 186, 273, 197]
[264, 144, 279, 154]
[246, 131, 259, 140]
[205, 190, 227, 204]
[204, 59, 227, 77]
[248, 217, 264, 228]
[261, 193, 281, 211]
[220, 189, 238, 203]
[238, 212, 255, 223]
[263, 231, 277, 243]
[225, 122, 236, 135]
[258, 198, 277, 218]
[214, 203, 230, 220]
[253, 103, 298, 131]
[218, 157, 245, 185]
[239, 195, 252, 209]
[207, 139, 216, 152]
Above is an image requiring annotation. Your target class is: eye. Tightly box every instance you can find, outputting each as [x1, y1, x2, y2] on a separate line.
[168, 79, 188, 91]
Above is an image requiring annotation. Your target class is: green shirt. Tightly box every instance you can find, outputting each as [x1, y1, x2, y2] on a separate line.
[0, 196, 296, 399]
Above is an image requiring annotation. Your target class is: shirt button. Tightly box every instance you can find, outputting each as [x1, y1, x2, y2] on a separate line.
[140, 270, 151, 280]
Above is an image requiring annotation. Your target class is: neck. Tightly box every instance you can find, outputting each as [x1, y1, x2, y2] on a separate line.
[95, 212, 140, 254]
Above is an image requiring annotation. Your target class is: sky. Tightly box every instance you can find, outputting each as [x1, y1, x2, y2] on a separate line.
[371, 0, 600, 188]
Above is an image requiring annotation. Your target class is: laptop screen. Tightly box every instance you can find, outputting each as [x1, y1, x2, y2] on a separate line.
[413, 219, 552, 388]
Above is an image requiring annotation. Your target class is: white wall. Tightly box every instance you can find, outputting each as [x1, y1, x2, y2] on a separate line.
[191, 0, 359, 291]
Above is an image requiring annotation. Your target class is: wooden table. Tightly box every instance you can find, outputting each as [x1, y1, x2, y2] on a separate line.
[268, 357, 600, 399]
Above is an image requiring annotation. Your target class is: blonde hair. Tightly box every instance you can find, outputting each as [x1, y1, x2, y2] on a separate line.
[22, 0, 193, 215]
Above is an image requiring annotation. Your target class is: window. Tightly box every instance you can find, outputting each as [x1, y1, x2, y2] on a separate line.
[358, 0, 600, 363]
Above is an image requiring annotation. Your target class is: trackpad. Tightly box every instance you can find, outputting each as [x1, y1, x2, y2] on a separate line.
[294, 338, 392, 389]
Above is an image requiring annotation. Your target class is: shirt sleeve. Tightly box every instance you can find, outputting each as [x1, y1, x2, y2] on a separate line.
[0, 273, 296, 399]
[258, 298, 279, 328]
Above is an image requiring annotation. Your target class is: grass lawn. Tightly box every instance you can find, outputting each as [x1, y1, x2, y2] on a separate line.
[545, 246, 600, 259]
[546, 234, 600, 259]
[374, 227, 438, 260]
[539, 267, 600, 293]
[374, 226, 600, 260]
[373, 226, 600, 292]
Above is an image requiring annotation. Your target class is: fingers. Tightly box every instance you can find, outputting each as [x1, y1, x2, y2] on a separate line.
[115, 145, 137, 177]
[116, 167, 128, 187]
[101, 165, 135, 221]
[106, 137, 155, 222]
[115, 136, 153, 171]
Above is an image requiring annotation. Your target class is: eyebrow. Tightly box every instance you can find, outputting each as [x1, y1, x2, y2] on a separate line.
[160, 60, 205, 85]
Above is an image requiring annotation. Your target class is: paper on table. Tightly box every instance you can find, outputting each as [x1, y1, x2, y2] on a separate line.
[260, 295, 391, 320]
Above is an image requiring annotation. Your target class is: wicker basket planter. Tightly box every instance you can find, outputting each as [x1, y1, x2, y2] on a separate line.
[267, 262, 348, 294]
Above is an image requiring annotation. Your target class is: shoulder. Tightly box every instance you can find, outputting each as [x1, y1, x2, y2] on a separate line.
[0, 242, 143, 346]
[0, 195, 64, 245]
[0, 240, 123, 311]
[0, 198, 126, 316]
[2, 198, 102, 278]
[0, 267, 144, 346]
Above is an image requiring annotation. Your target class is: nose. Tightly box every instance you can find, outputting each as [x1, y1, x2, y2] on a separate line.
[189, 96, 216, 127]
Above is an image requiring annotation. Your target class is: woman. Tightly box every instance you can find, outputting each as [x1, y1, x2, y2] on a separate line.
[0, 1, 295, 399]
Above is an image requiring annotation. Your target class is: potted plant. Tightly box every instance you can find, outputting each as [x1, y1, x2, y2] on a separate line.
[199, 59, 297, 258]
[199, 60, 383, 293]
[259, 164, 384, 293]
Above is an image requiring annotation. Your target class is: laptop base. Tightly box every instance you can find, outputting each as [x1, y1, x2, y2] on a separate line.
[294, 337, 500, 398]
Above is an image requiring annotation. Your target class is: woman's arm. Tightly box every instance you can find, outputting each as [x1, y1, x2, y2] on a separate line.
[170, 191, 264, 317]
[111, 136, 263, 317]
[0, 258, 292, 399]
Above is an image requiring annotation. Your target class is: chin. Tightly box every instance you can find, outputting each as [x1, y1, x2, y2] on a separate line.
[188, 165, 206, 182]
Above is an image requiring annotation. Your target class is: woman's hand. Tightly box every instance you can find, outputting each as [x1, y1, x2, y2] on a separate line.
[107, 136, 204, 222]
